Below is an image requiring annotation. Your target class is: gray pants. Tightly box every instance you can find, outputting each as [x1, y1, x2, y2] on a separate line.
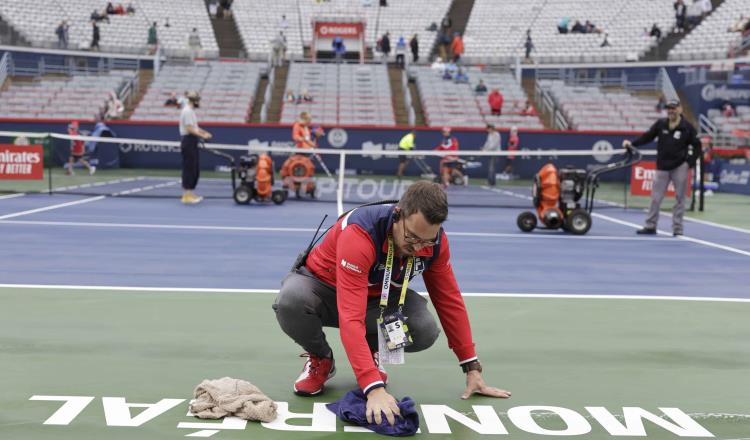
[273, 267, 440, 358]
[645, 162, 689, 233]
[487, 157, 496, 186]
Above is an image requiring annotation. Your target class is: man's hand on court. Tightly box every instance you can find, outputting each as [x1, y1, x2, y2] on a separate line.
[461, 370, 512, 400]
[366, 387, 401, 426]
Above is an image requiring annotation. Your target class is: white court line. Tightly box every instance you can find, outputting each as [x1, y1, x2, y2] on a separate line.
[0, 219, 320, 233]
[0, 219, 677, 241]
[0, 193, 26, 200]
[0, 196, 105, 220]
[486, 185, 750, 236]
[0, 283, 748, 303]
[592, 212, 750, 257]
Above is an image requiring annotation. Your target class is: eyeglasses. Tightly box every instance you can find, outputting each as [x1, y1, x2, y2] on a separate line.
[402, 220, 438, 247]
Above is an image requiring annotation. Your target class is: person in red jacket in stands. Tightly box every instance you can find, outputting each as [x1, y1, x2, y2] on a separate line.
[273, 181, 511, 426]
[488, 89, 504, 116]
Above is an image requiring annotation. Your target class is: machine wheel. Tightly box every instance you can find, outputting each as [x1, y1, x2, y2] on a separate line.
[517, 211, 537, 232]
[233, 185, 253, 205]
[271, 190, 286, 205]
[565, 209, 592, 235]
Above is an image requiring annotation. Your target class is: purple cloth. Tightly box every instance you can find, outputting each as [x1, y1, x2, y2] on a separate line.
[326, 389, 419, 436]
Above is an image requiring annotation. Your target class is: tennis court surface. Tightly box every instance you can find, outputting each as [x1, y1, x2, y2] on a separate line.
[1, 181, 749, 440]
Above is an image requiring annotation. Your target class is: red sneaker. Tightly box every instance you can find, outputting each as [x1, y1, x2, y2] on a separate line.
[293, 353, 336, 396]
[372, 351, 388, 384]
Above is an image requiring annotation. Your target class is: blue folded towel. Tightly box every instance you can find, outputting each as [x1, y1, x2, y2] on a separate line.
[326, 389, 419, 436]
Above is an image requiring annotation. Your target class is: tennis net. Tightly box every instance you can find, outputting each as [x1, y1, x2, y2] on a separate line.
[0, 130, 676, 212]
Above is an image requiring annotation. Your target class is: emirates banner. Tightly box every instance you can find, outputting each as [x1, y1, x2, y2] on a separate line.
[0, 144, 44, 180]
[630, 161, 691, 197]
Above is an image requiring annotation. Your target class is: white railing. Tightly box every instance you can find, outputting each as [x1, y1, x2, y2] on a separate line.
[658, 67, 678, 101]
[0, 52, 9, 89]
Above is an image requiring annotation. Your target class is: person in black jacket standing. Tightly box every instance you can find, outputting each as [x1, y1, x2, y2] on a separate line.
[623, 99, 700, 236]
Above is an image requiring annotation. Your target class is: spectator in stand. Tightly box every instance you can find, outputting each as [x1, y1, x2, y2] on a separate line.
[722, 102, 736, 117]
[700, 0, 712, 18]
[440, 15, 452, 33]
[126, 3, 135, 14]
[91, 21, 101, 51]
[674, 0, 687, 33]
[409, 34, 419, 63]
[188, 28, 202, 61]
[148, 22, 158, 54]
[165, 92, 180, 107]
[438, 30, 451, 61]
[286, 90, 296, 103]
[453, 67, 469, 84]
[558, 17, 569, 34]
[333, 36, 347, 63]
[524, 29, 534, 60]
[272, 32, 287, 67]
[571, 20, 585, 33]
[442, 61, 457, 80]
[431, 56, 445, 73]
[503, 126, 519, 178]
[380, 32, 391, 63]
[279, 14, 289, 31]
[299, 89, 313, 103]
[114, 3, 125, 15]
[474, 79, 488, 95]
[686, 1, 703, 28]
[450, 32, 464, 63]
[395, 36, 407, 68]
[106, 91, 124, 120]
[379, 0, 388, 6]
[165, 17, 171, 28]
[728, 15, 750, 34]
[650, 23, 662, 40]
[91, 9, 108, 23]
[106, 2, 116, 15]
[520, 100, 537, 117]
[600, 33, 611, 47]
[488, 89, 504, 116]
[219, 0, 233, 18]
[56, 21, 68, 49]
[585, 20, 600, 34]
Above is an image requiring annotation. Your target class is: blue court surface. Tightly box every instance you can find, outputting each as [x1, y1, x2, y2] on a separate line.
[1, 191, 748, 296]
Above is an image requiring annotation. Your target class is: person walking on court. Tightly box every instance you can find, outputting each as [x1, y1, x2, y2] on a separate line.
[273, 181, 511, 426]
[623, 99, 700, 236]
[396, 130, 416, 179]
[179, 91, 212, 204]
[65, 121, 96, 176]
[482, 124, 501, 186]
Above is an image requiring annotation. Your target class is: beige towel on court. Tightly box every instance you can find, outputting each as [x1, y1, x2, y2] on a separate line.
[190, 377, 277, 422]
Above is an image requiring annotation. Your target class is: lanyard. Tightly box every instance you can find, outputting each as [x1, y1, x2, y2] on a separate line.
[379, 236, 413, 313]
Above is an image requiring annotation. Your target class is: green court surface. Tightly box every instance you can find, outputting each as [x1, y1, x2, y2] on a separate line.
[2, 287, 748, 440]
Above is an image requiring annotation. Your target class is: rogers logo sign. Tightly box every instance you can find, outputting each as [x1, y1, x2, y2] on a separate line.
[319, 25, 359, 36]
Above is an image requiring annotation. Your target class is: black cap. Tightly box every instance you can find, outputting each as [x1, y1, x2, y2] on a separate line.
[665, 99, 680, 108]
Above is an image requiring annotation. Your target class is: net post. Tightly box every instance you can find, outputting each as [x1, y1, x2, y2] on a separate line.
[44, 134, 53, 195]
[336, 151, 346, 216]
[699, 151, 705, 212]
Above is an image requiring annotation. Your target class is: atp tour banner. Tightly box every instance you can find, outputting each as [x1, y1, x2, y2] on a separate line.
[0, 144, 44, 180]
[0, 121, 647, 181]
